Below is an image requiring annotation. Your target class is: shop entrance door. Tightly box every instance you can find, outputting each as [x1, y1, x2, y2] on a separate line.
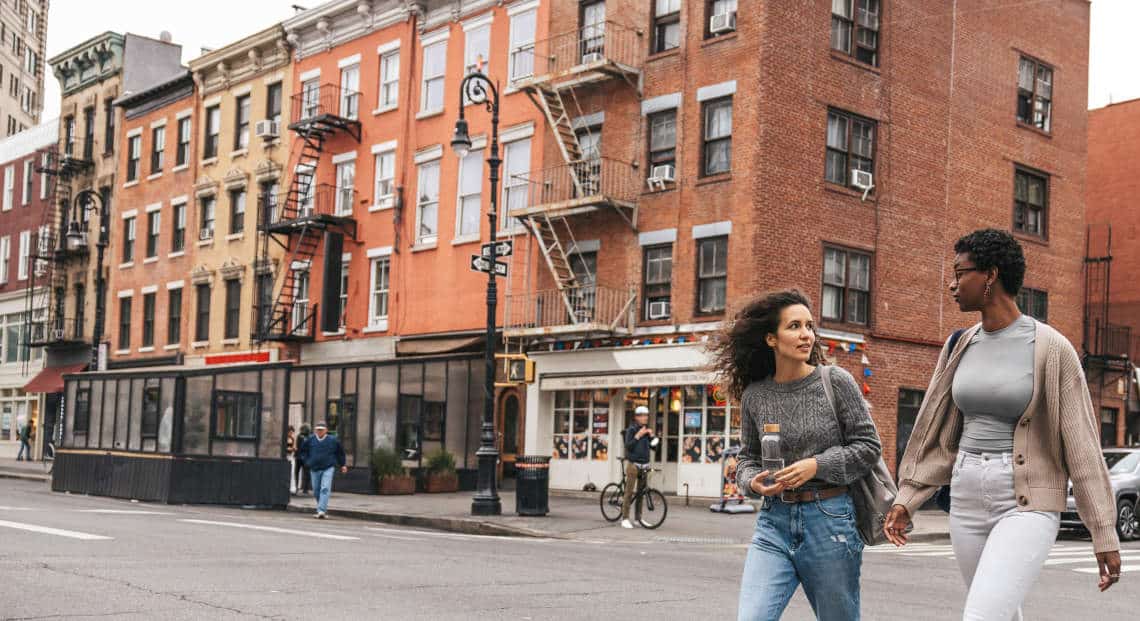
[497, 393, 524, 482]
[622, 387, 679, 494]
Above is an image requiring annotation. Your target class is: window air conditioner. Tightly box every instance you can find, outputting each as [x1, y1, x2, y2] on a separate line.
[710, 12, 737, 34]
[647, 300, 670, 320]
[850, 169, 874, 190]
[581, 51, 604, 64]
[650, 164, 676, 183]
[255, 120, 279, 140]
[199, 227, 214, 241]
[50, 328, 65, 341]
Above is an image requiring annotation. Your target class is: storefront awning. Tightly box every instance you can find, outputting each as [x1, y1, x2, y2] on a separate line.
[540, 370, 714, 391]
[395, 335, 484, 356]
[23, 363, 88, 394]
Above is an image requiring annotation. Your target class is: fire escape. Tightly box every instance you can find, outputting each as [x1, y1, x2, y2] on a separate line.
[1083, 223, 1135, 444]
[505, 21, 644, 339]
[255, 84, 360, 342]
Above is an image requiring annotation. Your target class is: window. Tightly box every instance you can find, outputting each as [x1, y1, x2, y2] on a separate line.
[338, 259, 349, 330]
[895, 389, 924, 470]
[0, 236, 8, 283]
[118, 296, 132, 350]
[200, 196, 216, 240]
[825, 109, 875, 187]
[335, 160, 354, 216]
[705, 0, 738, 37]
[74, 285, 85, 338]
[2, 312, 28, 363]
[122, 217, 136, 263]
[501, 138, 531, 231]
[126, 134, 141, 182]
[292, 270, 310, 334]
[379, 50, 399, 109]
[104, 98, 115, 155]
[150, 125, 165, 174]
[822, 246, 871, 325]
[457, 149, 483, 238]
[465, 23, 490, 75]
[374, 149, 395, 207]
[203, 105, 220, 159]
[301, 79, 320, 119]
[421, 40, 447, 113]
[1, 165, 10, 210]
[146, 210, 160, 258]
[831, 0, 880, 66]
[643, 245, 673, 321]
[697, 236, 727, 313]
[648, 110, 677, 172]
[340, 64, 360, 119]
[1013, 167, 1047, 237]
[1016, 288, 1048, 323]
[234, 95, 251, 150]
[653, 0, 682, 53]
[266, 82, 283, 126]
[141, 292, 155, 347]
[17, 230, 28, 279]
[416, 160, 440, 244]
[172, 202, 186, 252]
[224, 279, 241, 339]
[21, 158, 31, 205]
[260, 182, 278, 225]
[176, 117, 191, 166]
[509, 7, 536, 81]
[1017, 57, 1053, 132]
[141, 382, 160, 438]
[63, 115, 74, 155]
[213, 390, 259, 440]
[39, 151, 47, 199]
[83, 106, 95, 160]
[369, 257, 390, 327]
[256, 272, 272, 336]
[552, 390, 619, 461]
[229, 188, 246, 234]
[195, 283, 210, 342]
[74, 388, 91, 434]
[167, 287, 182, 345]
[702, 98, 732, 176]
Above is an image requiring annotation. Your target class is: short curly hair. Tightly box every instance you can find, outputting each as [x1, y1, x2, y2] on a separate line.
[954, 228, 1026, 296]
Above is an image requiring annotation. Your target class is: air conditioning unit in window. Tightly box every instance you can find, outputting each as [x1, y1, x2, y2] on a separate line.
[50, 328, 65, 341]
[199, 228, 214, 241]
[255, 120, 279, 140]
[651, 164, 675, 183]
[850, 169, 874, 201]
[710, 12, 737, 34]
[581, 51, 604, 64]
[647, 300, 670, 320]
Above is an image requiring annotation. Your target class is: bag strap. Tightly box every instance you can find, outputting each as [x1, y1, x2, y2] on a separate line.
[947, 328, 965, 354]
[819, 365, 843, 443]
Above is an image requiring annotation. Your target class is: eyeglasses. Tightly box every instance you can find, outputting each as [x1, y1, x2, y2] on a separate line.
[951, 266, 986, 284]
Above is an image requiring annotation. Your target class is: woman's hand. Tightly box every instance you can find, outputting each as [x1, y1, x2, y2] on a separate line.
[1097, 551, 1122, 592]
[774, 458, 819, 489]
[883, 504, 911, 547]
[749, 472, 787, 497]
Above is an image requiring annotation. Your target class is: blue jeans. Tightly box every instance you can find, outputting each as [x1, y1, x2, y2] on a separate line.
[310, 467, 335, 514]
[738, 493, 864, 621]
[16, 440, 30, 461]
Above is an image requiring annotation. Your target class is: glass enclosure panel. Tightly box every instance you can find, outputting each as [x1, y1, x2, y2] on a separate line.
[356, 368, 374, 455]
[182, 375, 213, 455]
[312, 369, 327, 427]
[100, 380, 117, 449]
[211, 439, 256, 458]
[424, 362, 446, 402]
[400, 362, 423, 395]
[327, 368, 342, 401]
[127, 377, 145, 450]
[158, 377, 176, 453]
[259, 369, 283, 459]
[446, 361, 469, 465]
[466, 361, 484, 469]
[374, 365, 398, 451]
[290, 369, 307, 403]
[63, 379, 77, 446]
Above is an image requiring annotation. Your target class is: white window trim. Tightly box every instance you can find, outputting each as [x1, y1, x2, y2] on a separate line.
[332, 150, 358, 164]
[639, 229, 678, 246]
[508, 0, 540, 16]
[501, 121, 535, 143]
[118, 289, 134, 299]
[368, 255, 391, 329]
[299, 68, 321, 82]
[414, 144, 443, 164]
[170, 194, 189, 206]
[175, 108, 193, 120]
[338, 53, 362, 69]
[463, 13, 494, 32]
[696, 80, 738, 102]
[21, 160, 31, 205]
[126, 127, 143, 138]
[202, 95, 222, 108]
[642, 92, 682, 116]
[167, 280, 185, 290]
[366, 245, 393, 258]
[150, 118, 168, 129]
[121, 209, 139, 220]
[145, 202, 163, 213]
[371, 139, 398, 154]
[377, 39, 401, 55]
[141, 285, 159, 294]
[421, 28, 450, 46]
[692, 221, 732, 239]
[455, 146, 485, 241]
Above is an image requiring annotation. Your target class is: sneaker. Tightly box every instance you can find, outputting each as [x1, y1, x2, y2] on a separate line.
[621, 519, 634, 529]
[317, 512, 327, 519]
[314, 512, 322, 518]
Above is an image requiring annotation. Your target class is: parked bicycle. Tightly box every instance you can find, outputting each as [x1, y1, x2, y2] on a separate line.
[42, 439, 55, 475]
[599, 457, 668, 529]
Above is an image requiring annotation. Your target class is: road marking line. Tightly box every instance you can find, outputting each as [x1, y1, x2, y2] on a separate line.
[0, 519, 112, 540]
[1074, 564, 1140, 574]
[363, 526, 554, 543]
[77, 509, 174, 515]
[179, 519, 359, 541]
[1046, 550, 1102, 557]
[0, 505, 35, 511]
[1045, 554, 1140, 567]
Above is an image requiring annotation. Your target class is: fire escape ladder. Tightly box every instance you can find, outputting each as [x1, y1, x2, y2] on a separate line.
[533, 86, 586, 191]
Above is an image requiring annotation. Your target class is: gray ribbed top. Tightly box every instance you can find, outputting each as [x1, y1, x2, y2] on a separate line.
[953, 314, 1036, 453]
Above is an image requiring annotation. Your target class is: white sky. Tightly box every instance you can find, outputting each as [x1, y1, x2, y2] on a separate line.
[39, 0, 1133, 120]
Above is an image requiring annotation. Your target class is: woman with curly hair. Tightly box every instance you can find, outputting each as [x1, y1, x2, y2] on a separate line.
[884, 228, 1122, 618]
[718, 289, 882, 621]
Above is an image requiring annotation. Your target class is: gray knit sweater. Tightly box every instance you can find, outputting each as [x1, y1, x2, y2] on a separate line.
[735, 365, 882, 496]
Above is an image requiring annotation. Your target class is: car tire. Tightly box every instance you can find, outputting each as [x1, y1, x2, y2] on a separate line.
[1117, 498, 1139, 542]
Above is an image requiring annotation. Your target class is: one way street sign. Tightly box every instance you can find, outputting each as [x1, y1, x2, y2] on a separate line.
[481, 240, 513, 258]
[470, 255, 508, 277]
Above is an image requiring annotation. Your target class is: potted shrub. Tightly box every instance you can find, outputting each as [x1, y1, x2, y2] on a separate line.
[423, 448, 459, 493]
[371, 447, 414, 495]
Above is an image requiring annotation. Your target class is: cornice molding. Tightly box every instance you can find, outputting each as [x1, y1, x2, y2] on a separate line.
[190, 25, 292, 96]
[284, 1, 416, 60]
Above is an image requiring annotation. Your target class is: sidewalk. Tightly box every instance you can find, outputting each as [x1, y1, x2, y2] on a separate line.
[289, 489, 951, 545]
[0, 457, 51, 482]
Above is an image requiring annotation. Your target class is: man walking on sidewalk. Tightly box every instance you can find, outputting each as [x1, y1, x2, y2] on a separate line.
[621, 406, 655, 529]
[298, 422, 346, 519]
[16, 421, 32, 461]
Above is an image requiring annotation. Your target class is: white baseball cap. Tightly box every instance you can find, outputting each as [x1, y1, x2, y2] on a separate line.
[634, 406, 650, 415]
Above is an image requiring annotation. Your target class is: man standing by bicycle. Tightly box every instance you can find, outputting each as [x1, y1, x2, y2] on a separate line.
[621, 406, 655, 528]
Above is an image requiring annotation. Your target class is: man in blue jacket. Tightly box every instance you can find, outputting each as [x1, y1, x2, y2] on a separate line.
[298, 422, 347, 519]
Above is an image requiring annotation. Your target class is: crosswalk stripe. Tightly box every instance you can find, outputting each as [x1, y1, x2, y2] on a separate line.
[179, 519, 359, 541]
[0, 519, 112, 540]
[78, 509, 174, 515]
[1074, 564, 1140, 575]
[1044, 554, 1140, 567]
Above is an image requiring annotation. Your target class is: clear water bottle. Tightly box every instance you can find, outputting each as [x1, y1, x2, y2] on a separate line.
[761, 424, 783, 485]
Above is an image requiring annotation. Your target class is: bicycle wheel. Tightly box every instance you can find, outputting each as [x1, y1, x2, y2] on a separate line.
[636, 489, 668, 529]
[599, 483, 624, 522]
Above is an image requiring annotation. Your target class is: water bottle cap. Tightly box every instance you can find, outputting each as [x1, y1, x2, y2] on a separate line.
[763, 424, 780, 433]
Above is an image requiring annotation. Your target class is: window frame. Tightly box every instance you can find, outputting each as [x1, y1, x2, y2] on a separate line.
[369, 256, 390, 327]
[167, 287, 182, 345]
[421, 40, 447, 114]
[379, 50, 400, 110]
[266, 82, 283, 126]
[415, 159, 441, 244]
[122, 216, 136, 263]
[141, 380, 161, 439]
[501, 137, 532, 232]
[695, 236, 728, 315]
[172, 202, 186, 252]
[176, 117, 191, 167]
[74, 387, 91, 434]
[141, 291, 156, 348]
[456, 147, 484, 238]
[701, 97, 733, 177]
[146, 210, 160, 258]
[704, 0, 739, 39]
[126, 134, 141, 182]
[642, 243, 673, 321]
[200, 195, 216, 241]
[224, 278, 241, 339]
[374, 150, 396, 208]
[195, 283, 210, 342]
[824, 108, 877, 189]
[648, 109, 677, 171]
[830, 0, 881, 67]
[118, 295, 132, 351]
[150, 125, 164, 174]
[82, 106, 96, 161]
[234, 95, 251, 151]
[229, 188, 246, 235]
[211, 390, 260, 441]
[103, 98, 115, 155]
[203, 105, 220, 159]
[652, 0, 682, 54]
[1012, 165, 1048, 239]
[508, 7, 537, 82]
[1016, 287, 1048, 323]
[821, 244, 873, 327]
[340, 63, 360, 120]
[1017, 55, 1053, 133]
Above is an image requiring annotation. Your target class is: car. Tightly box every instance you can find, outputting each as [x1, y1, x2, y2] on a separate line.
[1062, 448, 1140, 541]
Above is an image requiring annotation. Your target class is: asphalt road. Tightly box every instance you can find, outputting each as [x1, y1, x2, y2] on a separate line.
[0, 478, 1137, 620]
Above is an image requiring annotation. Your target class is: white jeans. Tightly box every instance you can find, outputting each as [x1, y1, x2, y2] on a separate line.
[948, 451, 1060, 621]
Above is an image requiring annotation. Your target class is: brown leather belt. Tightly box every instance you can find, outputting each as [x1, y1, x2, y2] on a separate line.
[779, 486, 848, 504]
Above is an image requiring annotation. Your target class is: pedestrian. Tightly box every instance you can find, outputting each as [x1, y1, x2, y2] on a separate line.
[15, 420, 32, 461]
[286, 425, 297, 495]
[295, 424, 312, 495]
[715, 289, 882, 621]
[619, 405, 655, 529]
[297, 422, 346, 519]
[885, 229, 1122, 618]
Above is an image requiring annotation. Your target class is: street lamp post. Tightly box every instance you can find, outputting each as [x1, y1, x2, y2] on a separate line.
[452, 69, 502, 516]
[66, 189, 109, 370]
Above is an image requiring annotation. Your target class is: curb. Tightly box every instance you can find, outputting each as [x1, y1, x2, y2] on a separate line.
[904, 532, 950, 544]
[0, 471, 50, 483]
[285, 504, 560, 539]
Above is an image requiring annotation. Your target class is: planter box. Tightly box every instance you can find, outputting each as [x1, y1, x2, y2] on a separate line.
[424, 471, 459, 493]
[377, 475, 416, 495]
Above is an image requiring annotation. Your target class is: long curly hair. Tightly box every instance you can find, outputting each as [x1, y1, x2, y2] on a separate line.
[709, 289, 827, 402]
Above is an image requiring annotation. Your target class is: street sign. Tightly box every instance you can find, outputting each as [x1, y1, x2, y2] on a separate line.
[470, 255, 508, 277]
[481, 240, 513, 258]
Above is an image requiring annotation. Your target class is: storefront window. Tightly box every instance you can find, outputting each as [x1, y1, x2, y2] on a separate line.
[552, 389, 609, 461]
[626, 384, 735, 464]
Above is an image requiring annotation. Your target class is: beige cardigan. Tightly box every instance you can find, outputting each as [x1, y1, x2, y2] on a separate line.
[895, 320, 1120, 553]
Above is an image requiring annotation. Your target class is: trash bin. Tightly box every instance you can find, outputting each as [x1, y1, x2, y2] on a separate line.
[515, 455, 550, 516]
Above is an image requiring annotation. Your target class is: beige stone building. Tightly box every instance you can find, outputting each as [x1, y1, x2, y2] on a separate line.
[187, 25, 292, 362]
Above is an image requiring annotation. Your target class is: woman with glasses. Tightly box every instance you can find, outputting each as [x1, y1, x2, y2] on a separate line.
[885, 228, 1122, 619]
